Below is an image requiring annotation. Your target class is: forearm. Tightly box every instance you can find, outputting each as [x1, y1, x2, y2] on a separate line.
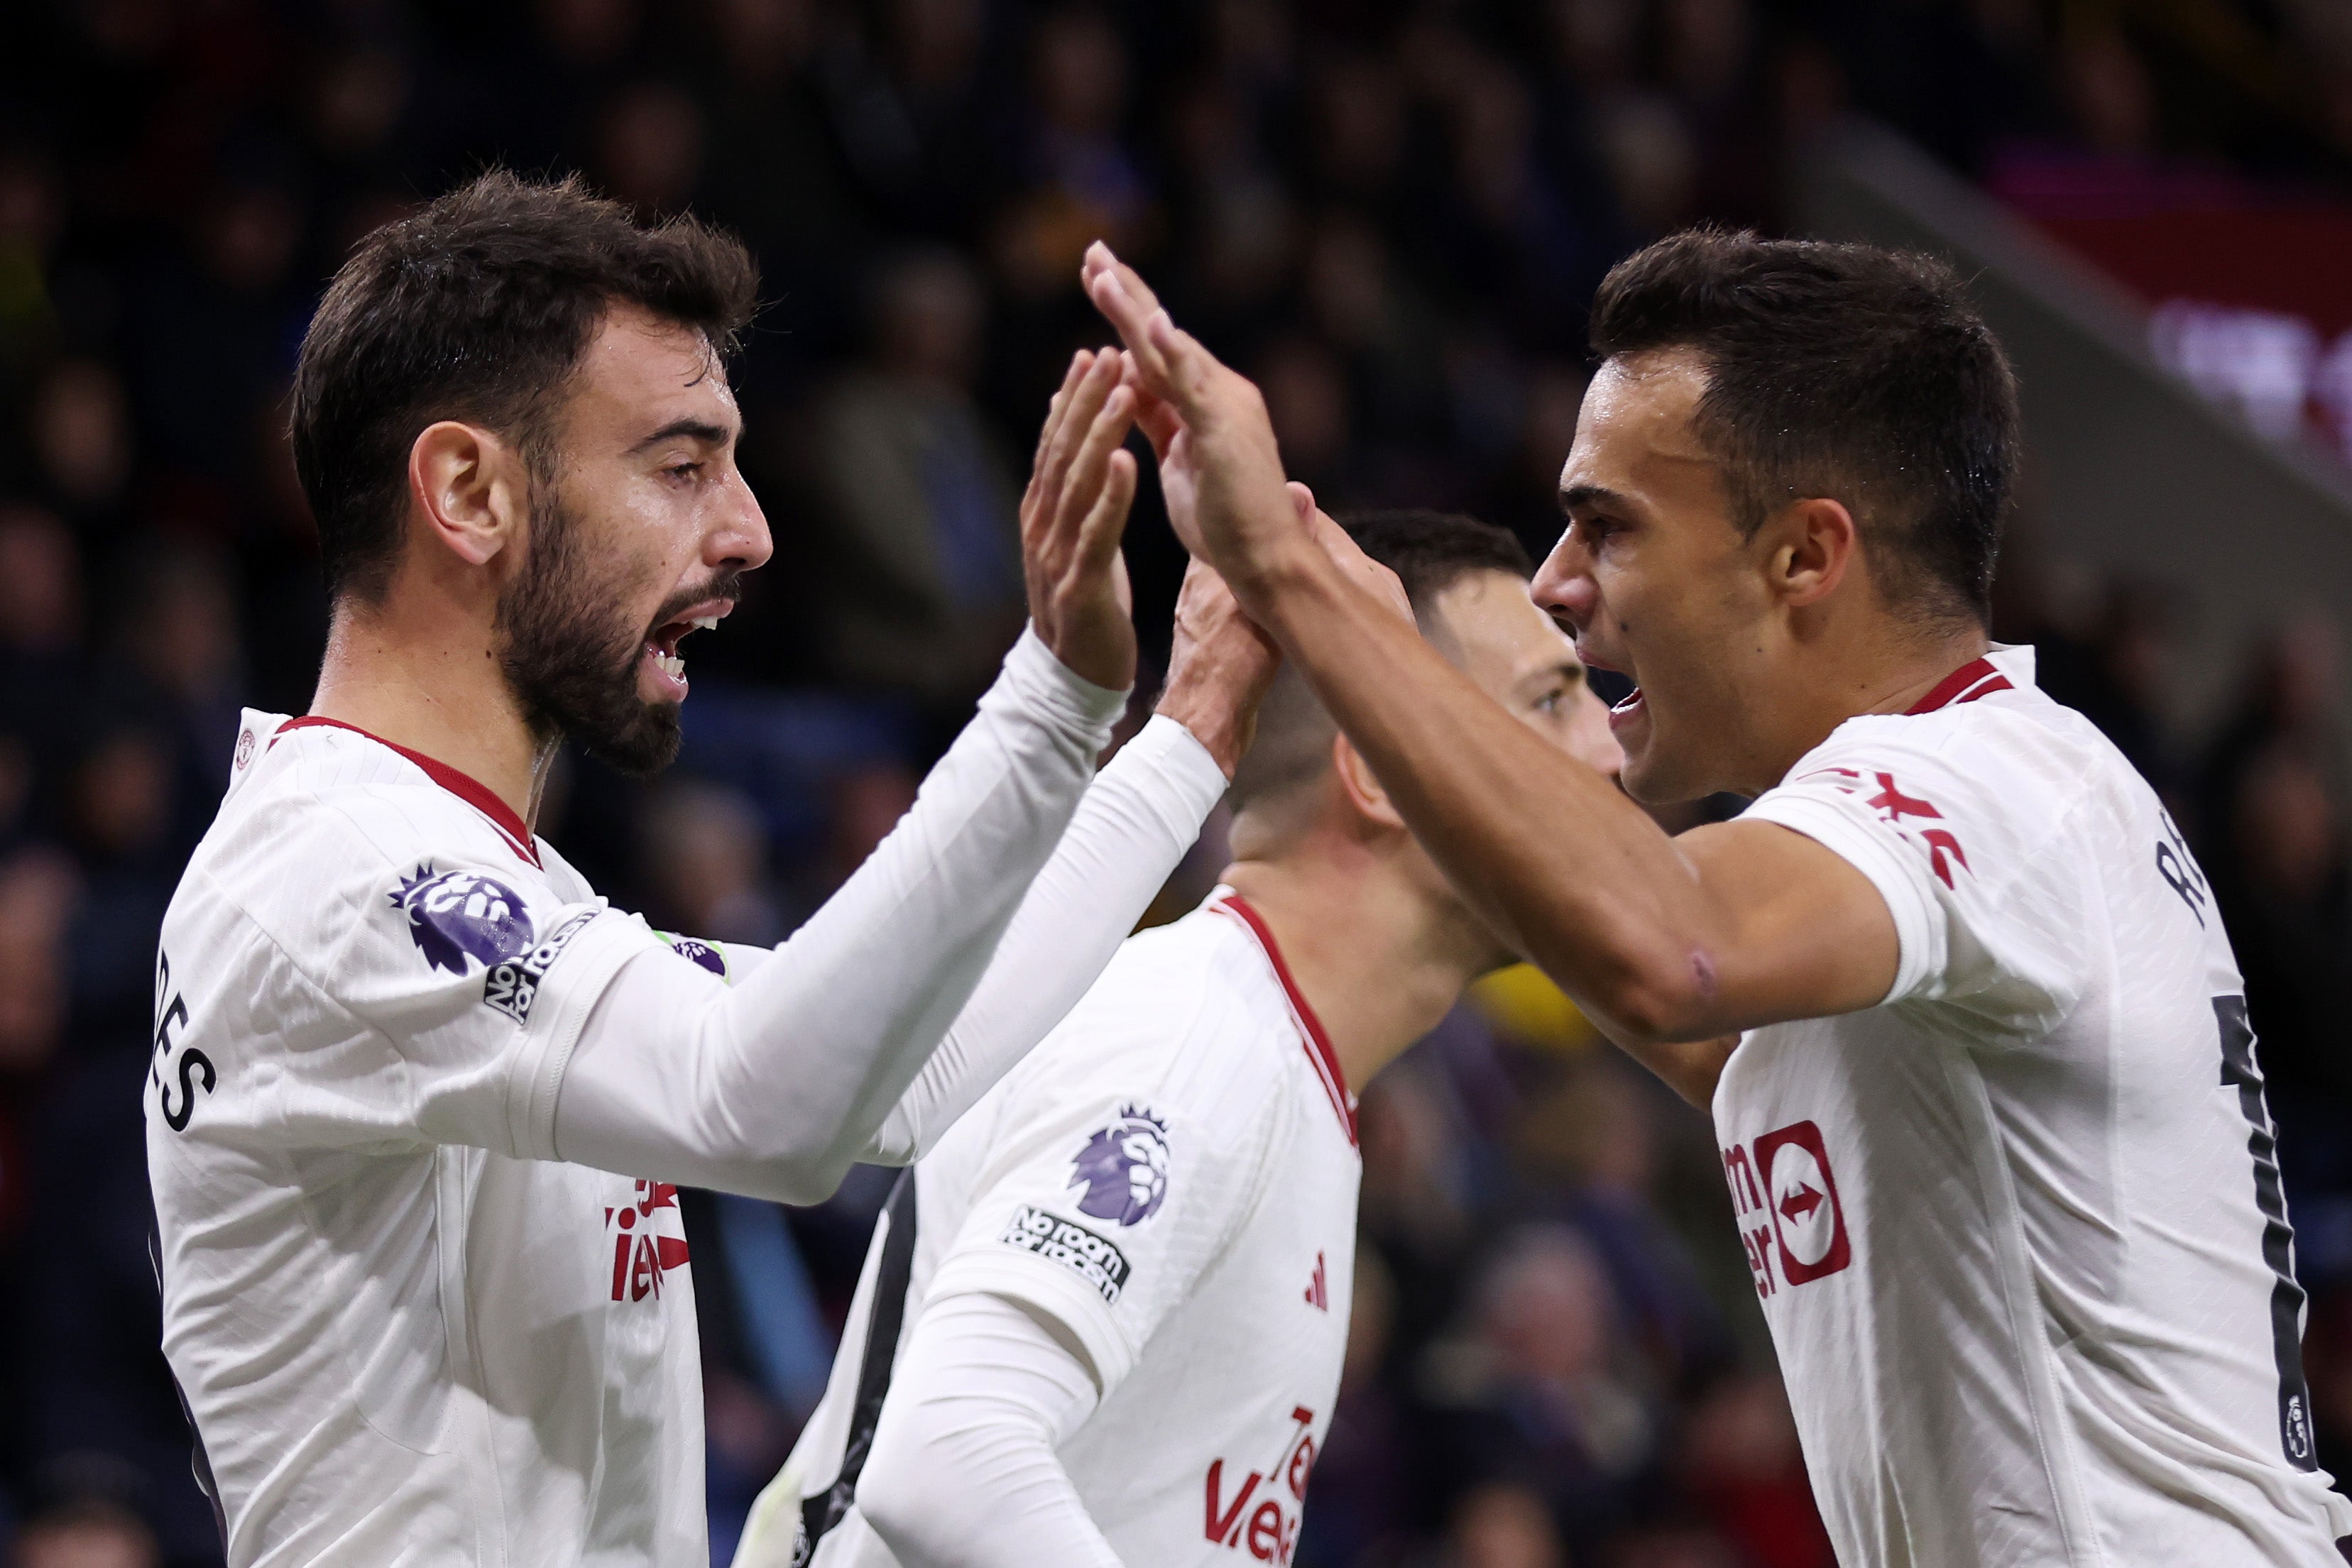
[1247, 548, 1731, 1042]
[863, 715, 1229, 1164]
[858, 1292, 1121, 1568]
[553, 630, 1126, 1202]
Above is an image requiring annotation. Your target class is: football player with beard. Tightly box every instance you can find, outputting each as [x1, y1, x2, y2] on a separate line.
[733, 510, 1624, 1568]
[146, 172, 1279, 1567]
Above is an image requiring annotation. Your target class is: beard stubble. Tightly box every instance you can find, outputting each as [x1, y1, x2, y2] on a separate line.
[496, 483, 739, 778]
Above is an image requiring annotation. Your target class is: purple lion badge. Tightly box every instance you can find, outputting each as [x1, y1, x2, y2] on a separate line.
[1068, 1106, 1171, 1226]
[391, 865, 536, 975]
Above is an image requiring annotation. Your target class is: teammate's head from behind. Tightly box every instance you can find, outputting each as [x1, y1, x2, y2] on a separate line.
[1229, 510, 1621, 971]
[291, 170, 765, 775]
[1535, 229, 2020, 804]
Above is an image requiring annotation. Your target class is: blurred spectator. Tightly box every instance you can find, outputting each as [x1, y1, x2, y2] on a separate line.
[640, 779, 787, 946]
[0, 849, 75, 1083]
[1513, 1063, 1734, 1396]
[0, 506, 88, 825]
[1420, 1224, 1664, 1558]
[11, 1496, 156, 1568]
[0, 151, 62, 383]
[1446, 1482, 1564, 1568]
[995, 7, 1152, 300]
[803, 248, 1025, 715]
[597, 82, 705, 218]
[115, 547, 241, 856]
[1676, 1374, 1832, 1568]
[30, 361, 131, 526]
[1359, 1063, 1481, 1358]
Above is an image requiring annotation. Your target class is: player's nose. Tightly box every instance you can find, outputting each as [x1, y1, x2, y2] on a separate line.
[711, 470, 773, 572]
[1530, 530, 1595, 630]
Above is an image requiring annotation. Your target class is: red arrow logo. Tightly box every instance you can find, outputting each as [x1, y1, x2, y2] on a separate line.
[1779, 1183, 1823, 1223]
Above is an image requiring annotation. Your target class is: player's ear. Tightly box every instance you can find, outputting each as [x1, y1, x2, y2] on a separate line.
[409, 420, 530, 570]
[1760, 495, 1856, 611]
[1330, 732, 1406, 833]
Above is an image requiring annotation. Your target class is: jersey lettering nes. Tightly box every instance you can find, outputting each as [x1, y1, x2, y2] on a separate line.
[148, 713, 709, 1566]
[757, 892, 1360, 1568]
[1722, 646, 2352, 1566]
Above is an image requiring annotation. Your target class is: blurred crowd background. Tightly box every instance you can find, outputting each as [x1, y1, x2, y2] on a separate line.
[2, 1, 2351, 1565]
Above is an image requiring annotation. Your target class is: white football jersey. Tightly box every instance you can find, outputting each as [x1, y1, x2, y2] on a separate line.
[753, 892, 1362, 1568]
[1720, 646, 2352, 1566]
[148, 711, 716, 1566]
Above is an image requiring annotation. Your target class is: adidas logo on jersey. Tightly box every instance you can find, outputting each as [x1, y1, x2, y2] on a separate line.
[1303, 1251, 1328, 1311]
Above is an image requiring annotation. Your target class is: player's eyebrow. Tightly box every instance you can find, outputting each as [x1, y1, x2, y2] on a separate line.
[630, 417, 735, 454]
[1558, 481, 1629, 515]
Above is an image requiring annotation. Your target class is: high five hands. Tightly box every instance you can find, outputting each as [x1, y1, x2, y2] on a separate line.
[1078, 243, 1411, 634]
[1021, 346, 1141, 692]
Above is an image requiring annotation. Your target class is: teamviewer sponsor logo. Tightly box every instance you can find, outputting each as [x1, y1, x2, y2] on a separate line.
[482, 909, 598, 1024]
[1722, 1119, 1853, 1294]
[1000, 1204, 1131, 1304]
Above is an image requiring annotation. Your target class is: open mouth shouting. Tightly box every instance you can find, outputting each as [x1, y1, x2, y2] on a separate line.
[640, 598, 732, 702]
[1575, 643, 1647, 738]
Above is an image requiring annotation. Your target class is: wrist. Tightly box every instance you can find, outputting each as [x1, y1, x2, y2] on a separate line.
[1155, 681, 1253, 778]
[1222, 535, 1334, 642]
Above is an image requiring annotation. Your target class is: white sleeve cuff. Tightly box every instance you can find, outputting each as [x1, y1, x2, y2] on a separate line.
[928, 1249, 1137, 1391]
[999, 625, 1132, 745]
[1742, 792, 1944, 1006]
[1109, 715, 1232, 840]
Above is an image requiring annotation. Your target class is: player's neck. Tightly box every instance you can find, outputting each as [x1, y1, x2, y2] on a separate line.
[310, 599, 556, 828]
[1751, 617, 1993, 791]
[1220, 854, 1489, 1095]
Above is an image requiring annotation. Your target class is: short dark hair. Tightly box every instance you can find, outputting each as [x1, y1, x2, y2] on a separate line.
[291, 170, 759, 603]
[1229, 510, 1531, 821]
[1588, 229, 2018, 624]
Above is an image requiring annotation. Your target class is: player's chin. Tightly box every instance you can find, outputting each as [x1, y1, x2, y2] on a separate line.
[1615, 730, 1690, 808]
[594, 702, 685, 779]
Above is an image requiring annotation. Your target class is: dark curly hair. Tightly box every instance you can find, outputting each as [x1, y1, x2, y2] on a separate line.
[290, 169, 759, 603]
[1590, 229, 2019, 625]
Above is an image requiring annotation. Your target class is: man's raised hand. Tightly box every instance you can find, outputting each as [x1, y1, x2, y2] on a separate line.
[1022, 347, 1140, 692]
[1079, 243, 1302, 603]
[1156, 558, 1281, 779]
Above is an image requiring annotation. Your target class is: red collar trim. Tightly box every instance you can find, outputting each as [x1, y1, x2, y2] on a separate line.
[1213, 892, 1356, 1145]
[275, 716, 542, 867]
[1905, 656, 2013, 716]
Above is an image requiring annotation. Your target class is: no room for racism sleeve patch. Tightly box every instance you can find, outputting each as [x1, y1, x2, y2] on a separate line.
[999, 1205, 1132, 1304]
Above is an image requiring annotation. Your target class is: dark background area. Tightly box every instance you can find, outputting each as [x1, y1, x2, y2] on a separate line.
[1, 1, 2350, 1565]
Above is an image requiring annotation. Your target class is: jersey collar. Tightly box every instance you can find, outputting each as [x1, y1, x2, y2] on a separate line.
[1209, 888, 1357, 1146]
[275, 716, 542, 867]
[1905, 643, 2035, 716]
